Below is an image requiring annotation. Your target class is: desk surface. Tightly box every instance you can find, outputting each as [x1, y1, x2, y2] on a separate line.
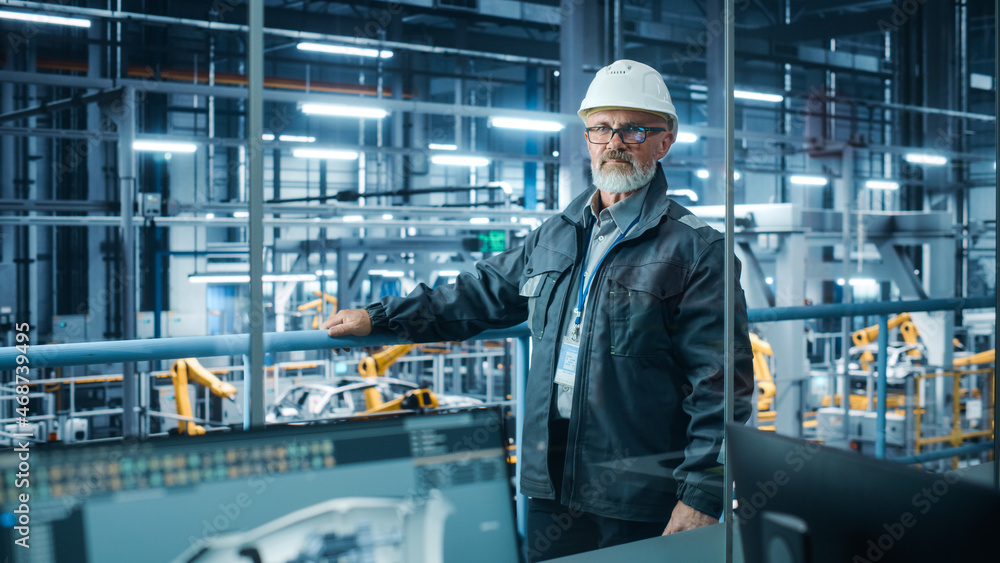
[550, 523, 744, 563]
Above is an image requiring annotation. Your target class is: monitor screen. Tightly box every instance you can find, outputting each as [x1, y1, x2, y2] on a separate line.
[0, 408, 520, 563]
[728, 424, 999, 563]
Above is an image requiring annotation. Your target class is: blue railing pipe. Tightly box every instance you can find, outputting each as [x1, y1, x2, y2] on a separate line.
[3, 296, 992, 371]
[894, 442, 994, 465]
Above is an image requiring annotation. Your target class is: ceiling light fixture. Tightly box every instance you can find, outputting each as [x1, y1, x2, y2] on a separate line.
[431, 155, 490, 167]
[292, 148, 359, 160]
[301, 103, 388, 119]
[133, 140, 197, 153]
[789, 175, 829, 186]
[188, 273, 317, 284]
[0, 9, 91, 27]
[296, 42, 392, 59]
[734, 90, 784, 103]
[904, 153, 948, 166]
[865, 180, 900, 190]
[489, 117, 565, 132]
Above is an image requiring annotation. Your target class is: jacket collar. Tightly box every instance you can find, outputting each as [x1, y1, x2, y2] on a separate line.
[562, 162, 672, 240]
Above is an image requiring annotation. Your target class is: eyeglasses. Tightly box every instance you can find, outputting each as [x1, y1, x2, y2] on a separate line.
[585, 126, 667, 144]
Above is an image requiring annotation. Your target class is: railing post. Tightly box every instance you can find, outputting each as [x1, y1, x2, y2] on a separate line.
[515, 335, 530, 538]
[876, 314, 889, 459]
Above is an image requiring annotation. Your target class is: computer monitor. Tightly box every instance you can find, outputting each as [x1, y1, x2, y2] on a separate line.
[0, 408, 520, 563]
[728, 424, 999, 563]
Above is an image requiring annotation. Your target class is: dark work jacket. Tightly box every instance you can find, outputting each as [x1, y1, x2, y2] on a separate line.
[367, 164, 754, 521]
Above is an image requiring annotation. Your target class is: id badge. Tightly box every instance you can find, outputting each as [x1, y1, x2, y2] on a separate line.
[554, 338, 580, 388]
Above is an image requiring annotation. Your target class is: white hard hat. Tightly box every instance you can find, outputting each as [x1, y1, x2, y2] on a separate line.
[578, 59, 678, 135]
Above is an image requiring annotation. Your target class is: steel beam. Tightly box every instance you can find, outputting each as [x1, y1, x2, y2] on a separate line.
[722, 1, 737, 559]
[0, 88, 122, 123]
[110, 86, 139, 438]
[245, 0, 265, 430]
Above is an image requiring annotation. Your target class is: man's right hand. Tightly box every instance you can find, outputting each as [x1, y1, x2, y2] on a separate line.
[320, 309, 374, 351]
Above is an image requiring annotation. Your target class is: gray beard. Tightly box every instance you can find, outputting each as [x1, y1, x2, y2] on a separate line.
[591, 159, 657, 194]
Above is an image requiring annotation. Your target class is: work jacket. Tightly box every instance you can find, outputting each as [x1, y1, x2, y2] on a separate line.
[367, 164, 754, 521]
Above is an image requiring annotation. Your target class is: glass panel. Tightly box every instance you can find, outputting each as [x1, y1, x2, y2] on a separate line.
[732, 1, 997, 561]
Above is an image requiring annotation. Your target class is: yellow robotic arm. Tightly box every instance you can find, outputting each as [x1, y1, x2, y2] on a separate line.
[750, 333, 775, 412]
[953, 349, 995, 367]
[170, 358, 237, 436]
[357, 344, 417, 410]
[852, 313, 916, 371]
[297, 292, 338, 330]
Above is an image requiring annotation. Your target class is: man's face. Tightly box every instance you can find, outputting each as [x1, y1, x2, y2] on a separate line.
[585, 109, 675, 194]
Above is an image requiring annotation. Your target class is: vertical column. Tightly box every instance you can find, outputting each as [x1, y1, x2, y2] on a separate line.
[245, 0, 265, 429]
[773, 232, 806, 437]
[721, 0, 736, 558]
[0, 55, 15, 333]
[557, 0, 588, 208]
[704, 0, 726, 206]
[88, 23, 108, 344]
[523, 68, 538, 210]
[118, 87, 139, 438]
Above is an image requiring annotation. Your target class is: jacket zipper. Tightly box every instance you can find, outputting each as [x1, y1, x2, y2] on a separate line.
[563, 222, 620, 508]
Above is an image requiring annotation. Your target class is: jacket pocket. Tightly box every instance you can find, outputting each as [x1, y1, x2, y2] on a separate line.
[519, 249, 573, 340]
[607, 264, 686, 357]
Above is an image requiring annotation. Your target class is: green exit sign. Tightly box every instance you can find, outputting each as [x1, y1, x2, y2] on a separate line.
[478, 231, 506, 253]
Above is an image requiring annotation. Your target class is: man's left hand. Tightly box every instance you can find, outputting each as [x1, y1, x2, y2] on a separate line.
[661, 500, 718, 535]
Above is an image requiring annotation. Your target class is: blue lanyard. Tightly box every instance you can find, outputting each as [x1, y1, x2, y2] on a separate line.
[574, 213, 641, 327]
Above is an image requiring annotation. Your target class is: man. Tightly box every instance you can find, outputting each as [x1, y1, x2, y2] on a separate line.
[322, 59, 754, 561]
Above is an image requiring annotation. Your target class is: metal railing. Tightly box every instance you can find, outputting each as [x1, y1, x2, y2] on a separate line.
[1, 295, 995, 463]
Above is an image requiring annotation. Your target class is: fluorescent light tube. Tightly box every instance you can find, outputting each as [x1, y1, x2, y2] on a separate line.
[296, 42, 392, 58]
[134, 140, 197, 153]
[292, 148, 359, 160]
[233, 211, 250, 218]
[369, 270, 405, 277]
[865, 180, 900, 190]
[0, 9, 91, 28]
[789, 175, 828, 186]
[675, 132, 698, 143]
[489, 117, 565, 132]
[904, 153, 948, 166]
[696, 169, 710, 179]
[189, 273, 317, 283]
[437, 270, 462, 277]
[342, 215, 364, 223]
[469, 218, 491, 225]
[431, 155, 490, 167]
[428, 143, 457, 151]
[734, 90, 784, 103]
[301, 103, 388, 119]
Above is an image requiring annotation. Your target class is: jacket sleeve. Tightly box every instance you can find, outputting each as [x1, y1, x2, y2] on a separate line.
[367, 240, 531, 343]
[670, 238, 755, 519]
